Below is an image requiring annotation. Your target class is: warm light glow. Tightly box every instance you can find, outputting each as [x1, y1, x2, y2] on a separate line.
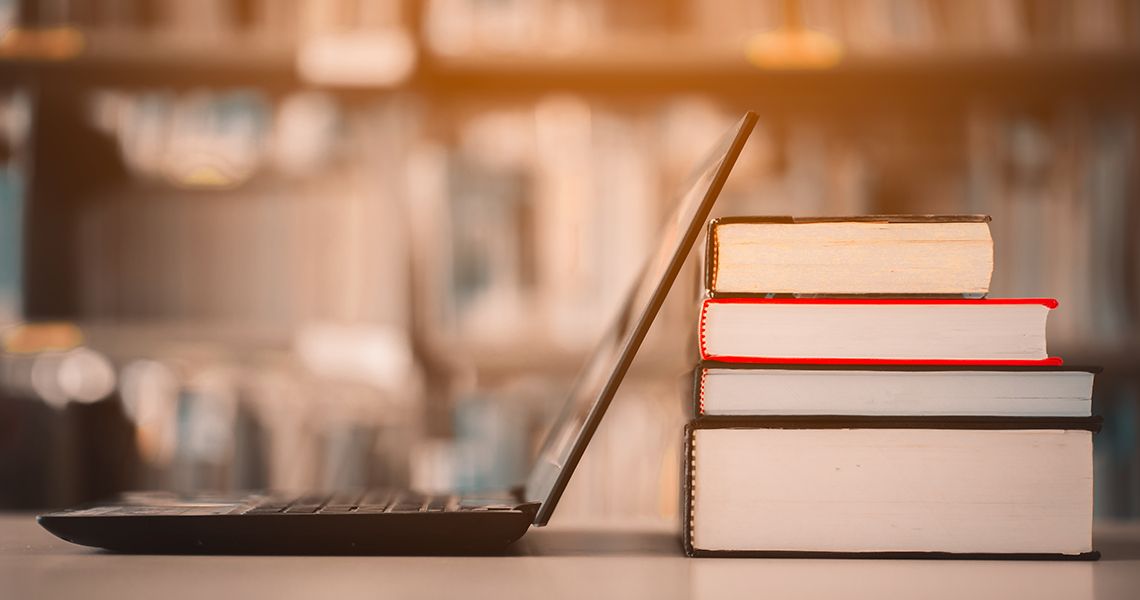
[164, 163, 245, 189]
[296, 29, 417, 87]
[745, 28, 843, 70]
[57, 347, 117, 403]
[294, 323, 414, 390]
[1, 322, 84, 354]
[29, 347, 117, 407]
[0, 26, 85, 60]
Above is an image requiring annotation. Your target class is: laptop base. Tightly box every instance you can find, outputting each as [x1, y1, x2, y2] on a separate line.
[38, 492, 538, 555]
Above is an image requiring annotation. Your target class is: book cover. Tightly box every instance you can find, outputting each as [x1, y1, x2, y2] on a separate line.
[691, 361, 1101, 417]
[698, 297, 1063, 366]
[683, 416, 1102, 559]
[704, 215, 993, 297]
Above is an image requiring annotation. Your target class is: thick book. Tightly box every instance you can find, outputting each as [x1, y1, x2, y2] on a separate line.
[694, 362, 1099, 417]
[683, 417, 1100, 559]
[704, 215, 993, 297]
[698, 297, 1061, 365]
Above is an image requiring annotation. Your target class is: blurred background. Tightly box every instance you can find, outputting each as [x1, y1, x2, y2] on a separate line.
[0, 0, 1137, 521]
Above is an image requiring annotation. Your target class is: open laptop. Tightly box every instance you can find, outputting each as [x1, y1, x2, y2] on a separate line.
[37, 112, 758, 554]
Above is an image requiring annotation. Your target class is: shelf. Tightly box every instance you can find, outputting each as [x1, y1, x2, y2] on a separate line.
[413, 48, 1140, 107]
[0, 32, 298, 90]
[3, 30, 1140, 105]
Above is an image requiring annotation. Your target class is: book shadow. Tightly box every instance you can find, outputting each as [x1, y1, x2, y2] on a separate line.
[1092, 538, 1140, 561]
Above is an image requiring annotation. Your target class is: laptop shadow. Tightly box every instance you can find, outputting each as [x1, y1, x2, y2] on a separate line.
[507, 529, 683, 557]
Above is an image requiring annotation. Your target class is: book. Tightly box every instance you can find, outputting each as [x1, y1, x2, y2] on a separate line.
[683, 417, 1101, 558]
[693, 362, 1099, 418]
[704, 216, 993, 297]
[698, 297, 1060, 365]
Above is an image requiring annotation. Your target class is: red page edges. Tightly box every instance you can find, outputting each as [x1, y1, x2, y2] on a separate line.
[697, 297, 1063, 366]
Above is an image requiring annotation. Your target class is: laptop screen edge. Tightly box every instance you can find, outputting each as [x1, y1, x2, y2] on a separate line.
[525, 112, 758, 526]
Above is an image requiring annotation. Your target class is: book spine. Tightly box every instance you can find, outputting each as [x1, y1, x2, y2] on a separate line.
[703, 219, 719, 294]
[682, 422, 696, 557]
[698, 297, 710, 361]
[692, 367, 707, 417]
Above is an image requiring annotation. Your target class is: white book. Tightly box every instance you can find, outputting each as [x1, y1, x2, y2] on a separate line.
[705, 216, 993, 296]
[698, 298, 1059, 364]
[695, 364, 1097, 417]
[684, 420, 1098, 558]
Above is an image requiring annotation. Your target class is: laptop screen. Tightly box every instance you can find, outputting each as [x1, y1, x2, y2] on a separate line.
[526, 113, 757, 525]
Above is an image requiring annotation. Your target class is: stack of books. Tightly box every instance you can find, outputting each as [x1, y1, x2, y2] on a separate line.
[683, 215, 1101, 559]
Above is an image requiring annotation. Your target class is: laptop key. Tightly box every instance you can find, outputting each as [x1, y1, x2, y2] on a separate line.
[280, 494, 331, 514]
[284, 503, 324, 514]
[352, 505, 391, 514]
[242, 491, 460, 514]
[245, 503, 289, 514]
[388, 501, 424, 513]
[320, 505, 357, 514]
[358, 490, 394, 509]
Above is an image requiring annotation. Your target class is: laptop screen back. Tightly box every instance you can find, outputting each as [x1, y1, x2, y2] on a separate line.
[526, 113, 757, 525]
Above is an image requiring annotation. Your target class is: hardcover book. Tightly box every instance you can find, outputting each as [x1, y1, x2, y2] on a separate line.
[698, 297, 1061, 365]
[704, 215, 993, 297]
[693, 362, 1099, 417]
[683, 417, 1100, 559]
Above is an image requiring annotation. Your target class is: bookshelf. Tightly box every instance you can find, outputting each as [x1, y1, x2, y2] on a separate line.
[4, 42, 1140, 101]
[416, 49, 1140, 100]
[2, 0, 1139, 517]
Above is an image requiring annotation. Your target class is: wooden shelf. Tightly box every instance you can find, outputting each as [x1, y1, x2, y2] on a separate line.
[3, 32, 1140, 105]
[0, 32, 298, 90]
[412, 48, 1140, 108]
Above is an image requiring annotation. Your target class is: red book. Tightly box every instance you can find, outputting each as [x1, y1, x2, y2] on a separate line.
[698, 297, 1062, 366]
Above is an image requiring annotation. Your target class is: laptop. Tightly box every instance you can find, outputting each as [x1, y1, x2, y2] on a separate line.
[37, 112, 758, 554]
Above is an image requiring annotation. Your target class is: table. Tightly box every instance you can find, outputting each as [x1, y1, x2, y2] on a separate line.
[3, 514, 1139, 600]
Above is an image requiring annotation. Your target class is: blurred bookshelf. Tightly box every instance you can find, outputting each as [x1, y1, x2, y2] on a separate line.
[0, 0, 1138, 520]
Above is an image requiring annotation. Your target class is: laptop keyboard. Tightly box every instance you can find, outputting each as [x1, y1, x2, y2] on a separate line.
[51, 490, 522, 517]
[244, 491, 463, 515]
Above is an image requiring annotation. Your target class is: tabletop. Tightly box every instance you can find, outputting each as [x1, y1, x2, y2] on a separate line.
[3, 514, 1140, 600]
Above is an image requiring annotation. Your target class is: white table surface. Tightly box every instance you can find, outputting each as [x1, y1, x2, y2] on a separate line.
[3, 513, 1139, 600]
